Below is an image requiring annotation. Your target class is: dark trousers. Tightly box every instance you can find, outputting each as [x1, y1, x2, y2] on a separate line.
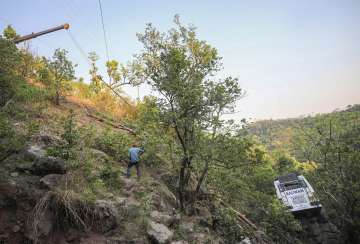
[126, 161, 140, 177]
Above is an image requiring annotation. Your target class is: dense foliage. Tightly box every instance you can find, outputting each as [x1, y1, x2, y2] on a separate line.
[245, 105, 360, 243]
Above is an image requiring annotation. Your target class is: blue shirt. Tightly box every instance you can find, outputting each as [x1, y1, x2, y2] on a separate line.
[129, 147, 144, 162]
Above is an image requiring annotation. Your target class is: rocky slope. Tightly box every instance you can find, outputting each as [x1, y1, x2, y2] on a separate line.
[0, 98, 269, 244]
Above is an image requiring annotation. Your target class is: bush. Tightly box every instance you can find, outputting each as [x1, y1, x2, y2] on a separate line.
[95, 128, 131, 161]
[48, 110, 79, 159]
[100, 163, 123, 191]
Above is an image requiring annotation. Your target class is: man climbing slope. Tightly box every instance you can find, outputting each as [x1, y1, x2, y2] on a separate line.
[127, 144, 144, 178]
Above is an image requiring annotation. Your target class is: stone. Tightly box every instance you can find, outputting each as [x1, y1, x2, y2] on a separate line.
[10, 172, 18, 177]
[66, 228, 80, 242]
[194, 205, 212, 227]
[92, 200, 118, 233]
[23, 145, 46, 161]
[122, 199, 141, 219]
[179, 221, 194, 233]
[31, 156, 66, 176]
[147, 220, 173, 244]
[190, 233, 207, 243]
[114, 197, 127, 206]
[15, 163, 33, 172]
[171, 241, 188, 244]
[40, 174, 63, 189]
[25, 208, 54, 240]
[12, 225, 21, 233]
[32, 133, 61, 146]
[89, 148, 110, 163]
[150, 210, 179, 227]
[106, 237, 147, 244]
[238, 237, 252, 244]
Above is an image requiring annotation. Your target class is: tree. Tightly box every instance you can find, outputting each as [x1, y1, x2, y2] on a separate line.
[3, 25, 18, 41]
[47, 48, 75, 105]
[300, 114, 360, 243]
[133, 16, 243, 209]
[88, 52, 103, 94]
[0, 29, 21, 106]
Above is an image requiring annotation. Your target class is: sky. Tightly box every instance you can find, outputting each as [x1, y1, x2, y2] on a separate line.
[1, 0, 359, 120]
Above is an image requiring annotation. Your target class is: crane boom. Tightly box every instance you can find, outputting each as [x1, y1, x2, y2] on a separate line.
[14, 23, 69, 44]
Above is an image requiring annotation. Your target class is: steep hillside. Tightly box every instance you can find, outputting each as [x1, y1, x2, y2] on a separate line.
[245, 104, 360, 161]
[0, 93, 273, 244]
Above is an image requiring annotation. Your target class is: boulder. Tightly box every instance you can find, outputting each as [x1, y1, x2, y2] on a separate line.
[92, 200, 118, 233]
[147, 220, 173, 244]
[31, 133, 62, 146]
[106, 237, 147, 244]
[178, 221, 194, 233]
[89, 149, 110, 163]
[150, 211, 179, 227]
[238, 237, 252, 244]
[25, 208, 54, 241]
[31, 156, 66, 176]
[23, 145, 46, 161]
[15, 162, 33, 173]
[0, 183, 17, 207]
[40, 174, 64, 189]
[194, 205, 212, 227]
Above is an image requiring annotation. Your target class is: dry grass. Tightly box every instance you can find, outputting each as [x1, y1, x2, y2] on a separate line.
[30, 190, 93, 244]
[68, 87, 137, 120]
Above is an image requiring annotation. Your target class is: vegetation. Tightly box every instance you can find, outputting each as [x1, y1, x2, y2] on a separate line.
[0, 18, 358, 244]
[132, 16, 243, 210]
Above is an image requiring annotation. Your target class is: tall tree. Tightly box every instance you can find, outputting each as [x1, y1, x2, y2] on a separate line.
[133, 16, 243, 209]
[47, 48, 75, 105]
[0, 27, 21, 106]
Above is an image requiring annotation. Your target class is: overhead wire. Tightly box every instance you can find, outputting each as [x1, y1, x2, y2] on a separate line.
[98, 0, 110, 62]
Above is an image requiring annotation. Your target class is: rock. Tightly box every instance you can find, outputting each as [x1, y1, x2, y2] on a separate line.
[15, 162, 33, 172]
[238, 237, 252, 244]
[195, 205, 212, 227]
[92, 200, 118, 233]
[122, 199, 141, 219]
[32, 133, 61, 146]
[89, 149, 110, 163]
[66, 228, 80, 242]
[171, 241, 188, 244]
[10, 172, 18, 177]
[253, 230, 271, 244]
[115, 197, 127, 206]
[179, 221, 194, 233]
[12, 225, 21, 233]
[26, 208, 54, 240]
[190, 233, 207, 243]
[40, 174, 64, 189]
[106, 237, 147, 244]
[31, 156, 66, 176]
[147, 220, 173, 244]
[23, 145, 46, 161]
[150, 211, 179, 227]
[0, 183, 17, 207]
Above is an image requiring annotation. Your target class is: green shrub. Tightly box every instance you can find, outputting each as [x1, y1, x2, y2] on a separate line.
[264, 198, 303, 243]
[214, 207, 249, 243]
[100, 163, 122, 191]
[48, 110, 79, 159]
[95, 128, 131, 161]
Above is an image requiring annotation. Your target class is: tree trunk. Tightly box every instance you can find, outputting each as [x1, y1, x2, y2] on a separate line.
[178, 161, 186, 211]
[194, 161, 209, 198]
[55, 89, 60, 105]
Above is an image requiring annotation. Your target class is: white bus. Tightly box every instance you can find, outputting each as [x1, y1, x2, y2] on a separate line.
[274, 173, 322, 214]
